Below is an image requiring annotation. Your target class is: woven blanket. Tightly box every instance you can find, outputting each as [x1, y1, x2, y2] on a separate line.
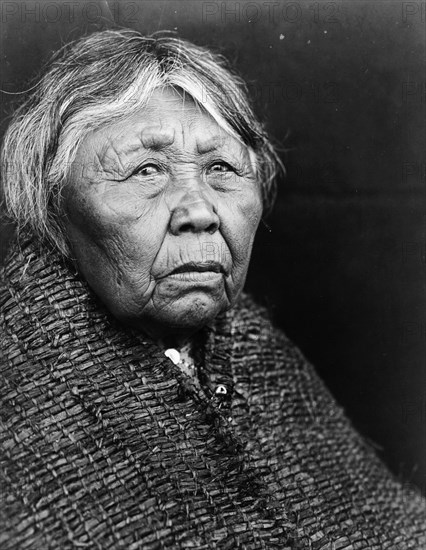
[0, 236, 425, 549]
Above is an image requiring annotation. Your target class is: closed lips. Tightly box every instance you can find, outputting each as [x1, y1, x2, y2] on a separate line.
[170, 262, 223, 275]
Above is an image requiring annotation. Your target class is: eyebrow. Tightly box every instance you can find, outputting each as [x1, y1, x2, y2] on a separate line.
[102, 128, 176, 159]
[140, 129, 175, 151]
[102, 129, 236, 161]
[196, 135, 228, 154]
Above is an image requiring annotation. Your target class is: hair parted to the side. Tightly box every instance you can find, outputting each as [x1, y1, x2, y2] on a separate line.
[1, 29, 283, 256]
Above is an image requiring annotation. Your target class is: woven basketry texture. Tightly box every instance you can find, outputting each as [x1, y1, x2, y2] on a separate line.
[0, 236, 425, 549]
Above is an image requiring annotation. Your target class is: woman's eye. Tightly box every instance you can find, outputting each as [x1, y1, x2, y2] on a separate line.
[208, 162, 234, 174]
[135, 163, 160, 177]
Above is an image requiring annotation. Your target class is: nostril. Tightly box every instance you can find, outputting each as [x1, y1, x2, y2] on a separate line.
[206, 222, 218, 234]
[178, 222, 217, 233]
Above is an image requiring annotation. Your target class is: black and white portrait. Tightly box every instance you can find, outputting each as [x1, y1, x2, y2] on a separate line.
[0, 1, 425, 548]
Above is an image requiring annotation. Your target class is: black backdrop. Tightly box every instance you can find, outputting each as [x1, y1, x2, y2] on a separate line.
[1, 0, 425, 493]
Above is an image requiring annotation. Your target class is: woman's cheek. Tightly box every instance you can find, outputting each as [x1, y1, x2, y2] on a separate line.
[218, 205, 260, 270]
[94, 188, 150, 225]
[235, 187, 263, 232]
[86, 193, 162, 251]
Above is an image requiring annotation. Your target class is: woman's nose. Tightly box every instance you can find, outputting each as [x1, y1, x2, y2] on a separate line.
[169, 189, 220, 235]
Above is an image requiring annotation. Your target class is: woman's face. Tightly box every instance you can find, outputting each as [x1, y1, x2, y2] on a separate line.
[63, 87, 262, 343]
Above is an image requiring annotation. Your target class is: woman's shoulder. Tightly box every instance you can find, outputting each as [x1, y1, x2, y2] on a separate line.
[230, 291, 313, 377]
[231, 292, 290, 343]
[230, 293, 426, 538]
[228, 291, 343, 428]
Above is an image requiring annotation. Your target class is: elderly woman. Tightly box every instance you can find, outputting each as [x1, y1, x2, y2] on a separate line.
[0, 29, 424, 549]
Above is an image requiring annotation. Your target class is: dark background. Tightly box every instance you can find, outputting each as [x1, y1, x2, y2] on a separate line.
[1, 0, 425, 493]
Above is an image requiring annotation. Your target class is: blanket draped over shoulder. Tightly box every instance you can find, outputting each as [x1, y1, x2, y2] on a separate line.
[0, 237, 424, 549]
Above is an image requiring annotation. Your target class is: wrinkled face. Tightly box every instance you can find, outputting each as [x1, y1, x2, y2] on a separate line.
[62, 88, 262, 343]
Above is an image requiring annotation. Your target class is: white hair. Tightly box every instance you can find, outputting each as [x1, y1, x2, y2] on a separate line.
[1, 29, 283, 256]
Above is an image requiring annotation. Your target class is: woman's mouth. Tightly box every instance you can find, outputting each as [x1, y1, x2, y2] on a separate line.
[162, 261, 225, 283]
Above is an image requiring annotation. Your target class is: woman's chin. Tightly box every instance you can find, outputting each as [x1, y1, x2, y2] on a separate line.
[135, 292, 229, 341]
[162, 293, 226, 328]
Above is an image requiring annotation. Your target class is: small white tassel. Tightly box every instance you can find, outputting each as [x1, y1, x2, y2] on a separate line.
[164, 348, 181, 365]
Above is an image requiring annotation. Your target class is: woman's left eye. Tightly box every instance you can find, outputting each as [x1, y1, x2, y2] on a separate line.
[207, 162, 235, 174]
[135, 163, 160, 176]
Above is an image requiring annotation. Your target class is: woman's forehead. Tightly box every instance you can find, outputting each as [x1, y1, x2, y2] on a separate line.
[104, 123, 231, 152]
[86, 90, 246, 158]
